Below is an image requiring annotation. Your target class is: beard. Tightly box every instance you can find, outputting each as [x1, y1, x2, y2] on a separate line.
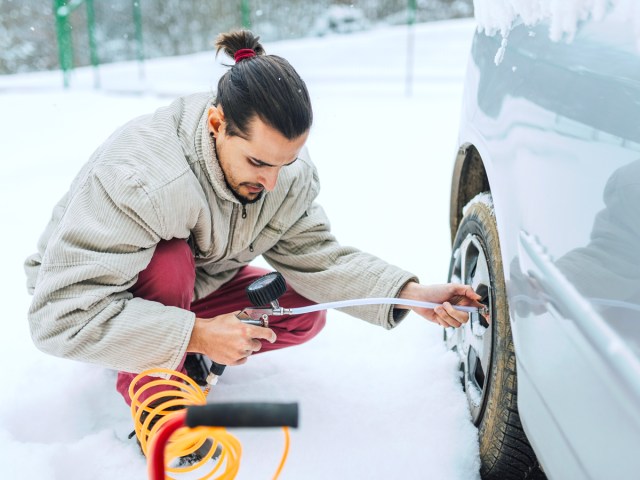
[225, 178, 265, 204]
[213, 133, 265, 205]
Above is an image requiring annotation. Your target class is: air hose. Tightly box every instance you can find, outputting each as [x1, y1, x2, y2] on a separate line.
[131, 272, 486, 478]
[286, 297, 486, 315]
[129, 368, 293, 480]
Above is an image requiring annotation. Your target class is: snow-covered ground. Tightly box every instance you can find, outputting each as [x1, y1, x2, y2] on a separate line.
[0, 19, 480, 479]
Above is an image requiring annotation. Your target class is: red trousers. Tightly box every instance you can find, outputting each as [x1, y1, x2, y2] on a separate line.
[116, 238, 326, 405]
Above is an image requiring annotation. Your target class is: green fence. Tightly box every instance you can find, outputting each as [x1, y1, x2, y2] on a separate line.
[50, 0, 465, 88]
[53, 0, 144, 87]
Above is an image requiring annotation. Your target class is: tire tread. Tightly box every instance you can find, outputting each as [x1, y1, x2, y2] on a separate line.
[451, 199, 545, 480]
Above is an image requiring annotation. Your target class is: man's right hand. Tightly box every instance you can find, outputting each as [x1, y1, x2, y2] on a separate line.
[186, 311, 277, 365]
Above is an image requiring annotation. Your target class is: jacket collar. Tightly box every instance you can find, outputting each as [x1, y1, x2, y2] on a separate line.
[196, 105, 243, 205]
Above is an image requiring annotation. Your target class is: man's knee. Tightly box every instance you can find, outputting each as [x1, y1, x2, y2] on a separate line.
[295, 310, 326, 340]
[271, 310, 327, 350]
[130, 238, 195, 308]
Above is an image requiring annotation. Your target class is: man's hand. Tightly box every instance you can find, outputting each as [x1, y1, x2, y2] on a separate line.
[186, 312, 277, 365]
[398, 281, 484, 328]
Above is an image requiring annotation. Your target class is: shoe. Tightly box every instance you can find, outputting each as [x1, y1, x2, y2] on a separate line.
[170, 438, 222, 468]
[129, 397, 220, 466]
[129, 431, 220, 467]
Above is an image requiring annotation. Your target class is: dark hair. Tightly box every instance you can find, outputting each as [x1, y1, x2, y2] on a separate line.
[214, 30, 313, 140]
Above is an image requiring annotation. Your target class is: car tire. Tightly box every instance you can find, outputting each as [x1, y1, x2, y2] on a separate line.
[446, 195, 543, 479]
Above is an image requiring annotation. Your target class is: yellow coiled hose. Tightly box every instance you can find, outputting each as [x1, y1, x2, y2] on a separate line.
[129, 368, 290, 479]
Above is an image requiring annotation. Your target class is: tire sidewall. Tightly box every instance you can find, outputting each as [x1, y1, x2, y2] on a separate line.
[449, 200, 536, 478]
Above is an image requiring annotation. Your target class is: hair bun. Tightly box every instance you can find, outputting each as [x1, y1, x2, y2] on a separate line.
[215, 30, 265, 61]
[234, 48, 256, 63]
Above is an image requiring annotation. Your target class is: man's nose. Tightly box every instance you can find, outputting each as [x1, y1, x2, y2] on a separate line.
[260, 168, 280, 192]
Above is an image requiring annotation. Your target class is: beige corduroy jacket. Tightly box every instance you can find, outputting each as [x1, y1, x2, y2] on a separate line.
[24, 92, 417, 373]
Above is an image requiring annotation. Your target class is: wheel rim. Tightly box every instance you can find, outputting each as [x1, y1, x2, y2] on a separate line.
[446, 233, 493, 424]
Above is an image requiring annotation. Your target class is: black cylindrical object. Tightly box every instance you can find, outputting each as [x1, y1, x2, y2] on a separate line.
[209, 362, 226, 376]
[185, 402, 299, 428]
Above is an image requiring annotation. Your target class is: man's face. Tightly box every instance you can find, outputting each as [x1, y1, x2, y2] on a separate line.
[208, 107, 309, 204]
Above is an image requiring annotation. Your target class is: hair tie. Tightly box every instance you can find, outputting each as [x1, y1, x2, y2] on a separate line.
[234, 48, 256, 63]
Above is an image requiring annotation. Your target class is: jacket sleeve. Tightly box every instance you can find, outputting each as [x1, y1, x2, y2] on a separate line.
[262, 202, 418, 329]
[27, 164, 195, 373]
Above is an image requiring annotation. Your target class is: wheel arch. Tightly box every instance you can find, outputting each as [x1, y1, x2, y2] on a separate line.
[449, 143, 491, 245]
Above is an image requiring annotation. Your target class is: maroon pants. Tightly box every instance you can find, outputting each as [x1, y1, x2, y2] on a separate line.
[116, 238, 326, 405]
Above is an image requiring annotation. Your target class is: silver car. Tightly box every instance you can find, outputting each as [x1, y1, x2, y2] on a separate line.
[446, 11, 640, 480]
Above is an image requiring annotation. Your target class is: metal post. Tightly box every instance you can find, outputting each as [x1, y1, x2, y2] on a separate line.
[408, 0, 417, 25]
[405, 0, 417, 97]
[86, 0, 100, 88]
[54, 0, 73, 88]
[241, 0, 251, 29]
[133, 0, 145, 80]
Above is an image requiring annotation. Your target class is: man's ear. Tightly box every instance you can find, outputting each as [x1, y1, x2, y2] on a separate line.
[207, 105, 226, 137]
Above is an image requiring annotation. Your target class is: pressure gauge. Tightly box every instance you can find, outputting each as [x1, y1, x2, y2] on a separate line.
[245, 272, 287, 306]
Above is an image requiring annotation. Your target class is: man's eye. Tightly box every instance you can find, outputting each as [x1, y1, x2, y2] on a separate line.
[248, 158, 262, 167]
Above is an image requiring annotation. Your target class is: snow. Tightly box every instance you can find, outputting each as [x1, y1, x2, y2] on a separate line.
[465, 381, 483, 409]
[474, 0, 640, 52]
[462, 192, 494, 217]
[473, 0, 607, 39]
[0, 19, 480, 479]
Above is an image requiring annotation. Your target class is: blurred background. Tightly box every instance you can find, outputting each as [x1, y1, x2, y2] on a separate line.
[1, 0, 472, 77]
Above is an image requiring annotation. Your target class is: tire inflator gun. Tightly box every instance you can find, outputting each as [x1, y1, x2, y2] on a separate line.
[204, 271, 489, 393]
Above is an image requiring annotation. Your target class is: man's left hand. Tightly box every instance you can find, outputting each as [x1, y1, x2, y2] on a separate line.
[398, 281, 484, 328]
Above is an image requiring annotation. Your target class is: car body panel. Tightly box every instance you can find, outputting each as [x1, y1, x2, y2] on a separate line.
[454, 9, 640, 478]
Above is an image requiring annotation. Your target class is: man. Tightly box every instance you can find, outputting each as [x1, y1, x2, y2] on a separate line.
[25, 30, 482, 407]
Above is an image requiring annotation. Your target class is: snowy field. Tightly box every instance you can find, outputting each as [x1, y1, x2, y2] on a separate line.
[0, 19, 480, 479]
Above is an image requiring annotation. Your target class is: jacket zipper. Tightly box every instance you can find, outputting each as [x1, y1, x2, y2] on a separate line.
[242, 204, 255, 252]
[240, 203, 255, 252]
